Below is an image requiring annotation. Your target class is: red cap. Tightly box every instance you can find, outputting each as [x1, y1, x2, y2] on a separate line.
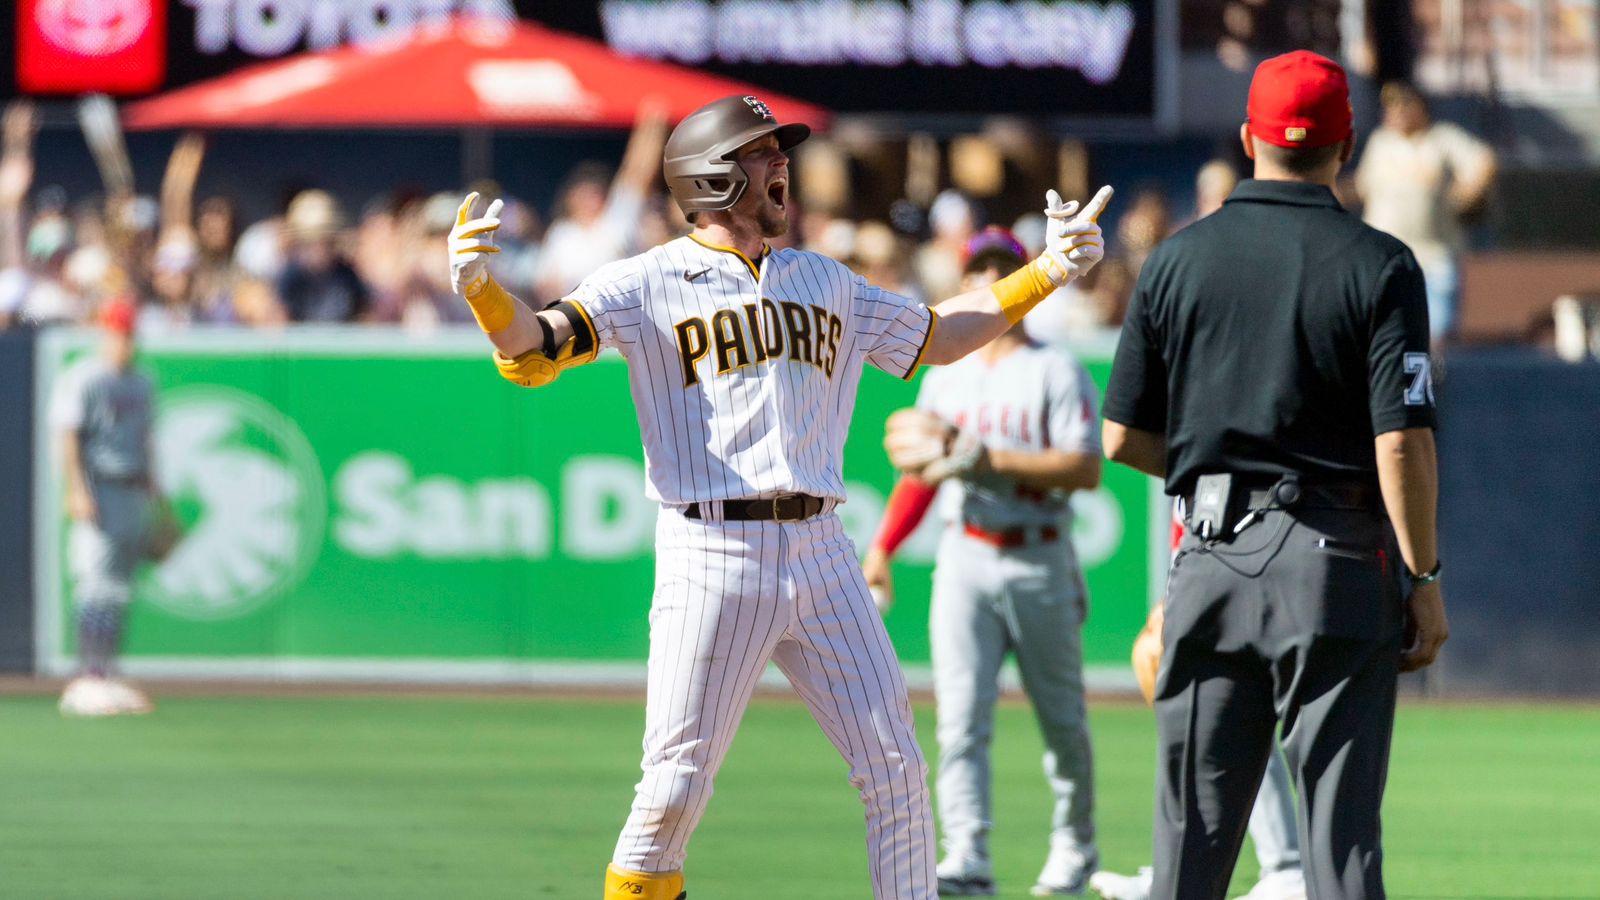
[99, 297, 138, 335]
[1246, 51, 1352, 149]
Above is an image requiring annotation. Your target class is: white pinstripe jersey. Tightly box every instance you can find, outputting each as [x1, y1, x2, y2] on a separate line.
[567, 233, 937, 506]
[916, 341, 1100, 532]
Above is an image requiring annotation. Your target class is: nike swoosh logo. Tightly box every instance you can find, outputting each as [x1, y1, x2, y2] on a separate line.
[684, 267, 712, 282]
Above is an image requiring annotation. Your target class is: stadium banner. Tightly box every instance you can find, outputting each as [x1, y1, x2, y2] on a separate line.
[5, 0, 1176, 126]
[534, 0, 1173, 121]
[34, 328, 1164, 687]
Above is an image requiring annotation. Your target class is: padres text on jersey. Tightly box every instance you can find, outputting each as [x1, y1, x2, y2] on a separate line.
[565, 234, 936, 506]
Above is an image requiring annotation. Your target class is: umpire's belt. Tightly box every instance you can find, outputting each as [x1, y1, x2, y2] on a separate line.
[684, 493, 826, 522]
[1182, 478, 1378, 513]
[1248, 480, 1377, 510]
[963, 522, 1060, 548]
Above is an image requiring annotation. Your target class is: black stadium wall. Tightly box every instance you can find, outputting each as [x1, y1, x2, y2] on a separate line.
[0, 335, 1594, 694]
[0, 327, 36, 673]
[1430, 350, 1600, 696]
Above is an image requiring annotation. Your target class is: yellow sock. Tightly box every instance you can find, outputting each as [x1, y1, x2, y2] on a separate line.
[604, 864, 685, 899]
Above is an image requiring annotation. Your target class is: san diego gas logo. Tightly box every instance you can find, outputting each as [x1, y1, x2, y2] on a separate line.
[141, 386, 326, 621]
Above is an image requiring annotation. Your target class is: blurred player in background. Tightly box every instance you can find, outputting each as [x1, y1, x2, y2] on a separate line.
[448, 93, 1113, 900]
[1089, 513, 1306, 900]
[866, 227, 1104, 897]
[1354, 81, 1497, 342]
[52, 297, 162, 716]
[533, 100, 670, 300]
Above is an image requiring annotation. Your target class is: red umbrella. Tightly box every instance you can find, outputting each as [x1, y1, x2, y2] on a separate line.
[122, 18, 829, 131]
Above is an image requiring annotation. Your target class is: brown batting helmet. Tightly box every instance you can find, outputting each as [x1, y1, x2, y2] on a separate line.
[663, 95, 810, 215]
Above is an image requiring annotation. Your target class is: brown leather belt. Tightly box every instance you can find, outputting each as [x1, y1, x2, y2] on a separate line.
[963, 522, 1060, 548]
[684, 493, 826, 522]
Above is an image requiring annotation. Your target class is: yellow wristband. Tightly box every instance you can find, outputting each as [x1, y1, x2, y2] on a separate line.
[464, 275, 516, 334]
[989, 257, 1058, 325]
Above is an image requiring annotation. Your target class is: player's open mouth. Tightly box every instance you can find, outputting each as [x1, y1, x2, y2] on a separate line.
[768, 179, 787, 209]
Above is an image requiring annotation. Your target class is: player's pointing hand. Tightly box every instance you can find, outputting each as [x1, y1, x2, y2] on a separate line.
[450, 191, 504, 296]
[1037, 186, 1112, 285]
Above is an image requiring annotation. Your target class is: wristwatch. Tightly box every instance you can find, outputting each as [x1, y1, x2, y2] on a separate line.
[1407, 560, 1442, 586]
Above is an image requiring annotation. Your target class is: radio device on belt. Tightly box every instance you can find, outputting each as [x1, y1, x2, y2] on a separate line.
[1190, 474, 1306, 542]
[1190, 473, 1234, 541]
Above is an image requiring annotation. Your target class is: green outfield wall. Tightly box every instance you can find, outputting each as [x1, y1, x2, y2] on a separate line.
[35, 329, 1163, 684]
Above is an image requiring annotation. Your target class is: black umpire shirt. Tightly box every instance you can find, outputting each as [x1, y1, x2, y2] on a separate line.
[1102, 179, 1436, 496]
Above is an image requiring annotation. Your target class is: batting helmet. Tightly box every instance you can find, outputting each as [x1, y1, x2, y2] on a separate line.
[663, 95, 810, 215]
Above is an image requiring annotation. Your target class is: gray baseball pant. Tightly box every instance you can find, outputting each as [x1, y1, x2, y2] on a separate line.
[69, 479, 148, 607]
[929, 527, 1095, 859]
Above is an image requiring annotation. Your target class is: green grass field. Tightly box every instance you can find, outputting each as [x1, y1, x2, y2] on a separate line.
[0, 693, 1595, 899]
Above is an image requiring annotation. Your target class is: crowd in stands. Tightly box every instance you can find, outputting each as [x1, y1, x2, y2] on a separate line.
[1, 85, 1492, 344]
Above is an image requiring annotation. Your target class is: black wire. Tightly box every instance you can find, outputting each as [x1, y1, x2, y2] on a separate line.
[1175, 503, 1296, 580]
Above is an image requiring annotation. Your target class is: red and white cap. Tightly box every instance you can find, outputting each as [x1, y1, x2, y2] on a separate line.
[1246, 50, 1353, 149]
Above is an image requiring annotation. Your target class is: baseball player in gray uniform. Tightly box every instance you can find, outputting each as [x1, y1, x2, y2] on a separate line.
[51, 298, 159, 717]
[865, 227, 1104, 897]
[447, 95, 1113, 900]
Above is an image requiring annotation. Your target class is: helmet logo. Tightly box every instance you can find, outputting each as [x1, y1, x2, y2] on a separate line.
[742, 95, 773, 120]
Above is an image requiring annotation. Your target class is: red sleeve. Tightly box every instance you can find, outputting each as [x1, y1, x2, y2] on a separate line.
[872, 476, 938, 557]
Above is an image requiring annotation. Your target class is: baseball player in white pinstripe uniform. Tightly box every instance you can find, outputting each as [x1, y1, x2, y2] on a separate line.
[446, 95, 1114, 900]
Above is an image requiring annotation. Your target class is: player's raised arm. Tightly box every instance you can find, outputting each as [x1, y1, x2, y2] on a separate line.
[921, 186, 1113, 365]
[449, 191, 589, 388]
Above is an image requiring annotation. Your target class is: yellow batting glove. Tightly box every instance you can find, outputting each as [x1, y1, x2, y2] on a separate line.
[991, 185, 1114, 323]
[449, 191, 503, 297]
[450, 191, 517, 333]
[1039, 184, 1112, 285]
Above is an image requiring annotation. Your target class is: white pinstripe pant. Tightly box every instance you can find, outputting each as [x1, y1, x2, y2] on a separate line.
[612, 507, 937, 899]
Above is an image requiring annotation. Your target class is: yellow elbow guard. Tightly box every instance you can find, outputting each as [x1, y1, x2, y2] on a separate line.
[464, 275, 517, 334]
[493, 300, 599, 388]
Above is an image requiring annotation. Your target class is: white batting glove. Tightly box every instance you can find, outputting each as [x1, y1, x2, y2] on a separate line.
[1036, 185, 1113, 286]
[450, 191, 503, 296]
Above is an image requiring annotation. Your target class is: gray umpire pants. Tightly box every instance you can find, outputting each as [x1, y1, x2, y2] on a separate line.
[1249, 743, 1301, 877]
[1152, 505, 1403, 900]
[930, 527, 1095, 858]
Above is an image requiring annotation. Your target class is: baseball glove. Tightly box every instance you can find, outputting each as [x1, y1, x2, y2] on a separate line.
[1132, 604, 1164, 705]
[883, 408, 984, 484]
[143, 496, 183, 562]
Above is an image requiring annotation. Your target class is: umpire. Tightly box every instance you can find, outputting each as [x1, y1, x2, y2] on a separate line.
[1100, 52, 1449, 900]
